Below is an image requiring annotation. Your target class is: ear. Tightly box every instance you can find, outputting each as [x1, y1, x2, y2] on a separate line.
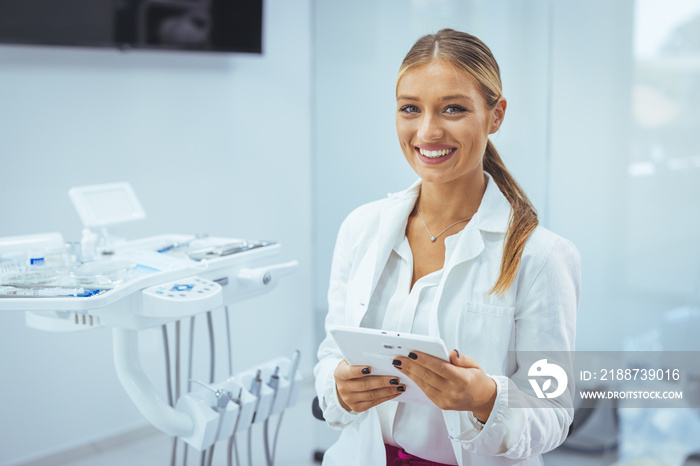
[489, 97, 507, 134]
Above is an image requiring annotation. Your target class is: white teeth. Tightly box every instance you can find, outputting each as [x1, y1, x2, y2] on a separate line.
[419, 148, 454, 158]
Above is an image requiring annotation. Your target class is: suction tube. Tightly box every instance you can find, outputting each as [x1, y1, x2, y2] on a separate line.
[113, 327, 194, 438]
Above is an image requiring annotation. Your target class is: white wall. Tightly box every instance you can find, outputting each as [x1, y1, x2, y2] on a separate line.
[0, 0, 313, 464]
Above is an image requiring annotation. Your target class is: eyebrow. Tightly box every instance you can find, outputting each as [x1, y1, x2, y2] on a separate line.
[396, 94, 474, 102]
[440, 94, 473, 102]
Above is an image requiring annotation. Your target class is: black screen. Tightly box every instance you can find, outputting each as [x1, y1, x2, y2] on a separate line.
[0, 0, 263, 53]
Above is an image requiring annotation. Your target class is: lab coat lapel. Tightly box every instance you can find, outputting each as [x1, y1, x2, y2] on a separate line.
[373, 193, 418, 288]
[348, 184, 420, 327]
[346, 240, 378, 326]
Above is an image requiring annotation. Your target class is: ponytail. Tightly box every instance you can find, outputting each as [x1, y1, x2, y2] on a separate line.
[483, 140, 539, 294]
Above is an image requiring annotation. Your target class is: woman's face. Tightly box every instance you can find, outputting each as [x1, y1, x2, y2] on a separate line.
[396, 60, 505, 187]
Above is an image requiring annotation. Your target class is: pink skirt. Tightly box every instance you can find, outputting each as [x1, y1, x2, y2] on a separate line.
[385, 444, 453, 466]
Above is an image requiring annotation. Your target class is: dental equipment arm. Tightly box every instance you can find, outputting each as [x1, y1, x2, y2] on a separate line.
[237, 260, 298, 287]
[113, 327, 194, 438]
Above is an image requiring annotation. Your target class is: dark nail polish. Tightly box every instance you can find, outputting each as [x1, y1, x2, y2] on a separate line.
[454, 349, 460, 358]
[408, 352, 418, 360]
[362, 367, 370, 375]
[390, 378, 399, 385]
[397, 386, 405, 392]
[392, 359, 402, 367]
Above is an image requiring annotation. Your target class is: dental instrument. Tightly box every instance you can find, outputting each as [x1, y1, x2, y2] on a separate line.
[271, 350, 301, 465]
[248, 370, 264, 466]
[158, 233, 209, 254]
[228, 389, 244, 466]
[264, 367, 281, 466]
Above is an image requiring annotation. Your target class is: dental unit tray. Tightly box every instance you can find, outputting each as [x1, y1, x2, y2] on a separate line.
[0, 234, 297, 332]
[186, 240, 273, 260]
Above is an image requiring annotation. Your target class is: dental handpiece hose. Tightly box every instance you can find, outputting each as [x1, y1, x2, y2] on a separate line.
[208, 388, 235, 466]
[248, 370, 263, 466]
[188, 380, 236, 466]
[207, 389, 233, 466]
[264, 367, 281, 466]
[250, 370, 263, 422]
[227, 389, 244, 466]
[273, 350, 300, 464]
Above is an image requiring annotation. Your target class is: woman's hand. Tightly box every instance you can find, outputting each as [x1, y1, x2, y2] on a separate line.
[392, 350, 497, 422]
[334, 360, 406, 413]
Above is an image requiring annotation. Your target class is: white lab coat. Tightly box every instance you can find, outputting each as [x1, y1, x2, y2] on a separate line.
[314, 173, 581, 465]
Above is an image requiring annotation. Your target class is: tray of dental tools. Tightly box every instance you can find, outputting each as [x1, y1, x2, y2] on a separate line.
[0, 234, 281, 313]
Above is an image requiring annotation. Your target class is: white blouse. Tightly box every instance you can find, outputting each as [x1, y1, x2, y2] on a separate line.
[361, 232, 462, 465]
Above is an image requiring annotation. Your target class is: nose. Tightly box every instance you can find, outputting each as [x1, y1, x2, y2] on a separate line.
[416, 112, 444, 141]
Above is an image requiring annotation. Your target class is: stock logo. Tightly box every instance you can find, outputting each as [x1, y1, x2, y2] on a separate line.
[528, 359, 568, 399]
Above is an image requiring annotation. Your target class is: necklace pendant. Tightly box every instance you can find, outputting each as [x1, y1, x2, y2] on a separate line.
[430, 236, 436, 242]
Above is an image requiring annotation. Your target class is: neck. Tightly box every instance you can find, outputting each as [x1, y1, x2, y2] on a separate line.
[416, 171, 487, 223]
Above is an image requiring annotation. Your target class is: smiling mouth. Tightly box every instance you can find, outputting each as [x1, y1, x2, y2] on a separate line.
[417, 148, 456, 158]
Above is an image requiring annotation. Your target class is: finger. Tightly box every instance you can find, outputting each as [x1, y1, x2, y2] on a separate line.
[340, 385, 406, 411]
[394, 355, 472, 410]
[392, 355, 447, 396]
[404, 350, 479, 383]
[343, 385, 406, 410]
[335, 360, 373, 380]
[400, 351, 453, 384]
[343, 375, 402, 392]
[450, 349, 481, 369]
[410, 351, 453, 373]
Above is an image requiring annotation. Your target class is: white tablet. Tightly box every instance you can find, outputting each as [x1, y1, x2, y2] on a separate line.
[330, 325, 450, 405]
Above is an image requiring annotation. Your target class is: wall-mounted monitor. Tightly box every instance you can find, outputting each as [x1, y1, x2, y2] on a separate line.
[0, 0, 263, 54]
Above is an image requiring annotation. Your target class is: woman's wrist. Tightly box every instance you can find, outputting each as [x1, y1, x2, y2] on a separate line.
[336, 385, 352, 412]
[472, 375, 497, 423]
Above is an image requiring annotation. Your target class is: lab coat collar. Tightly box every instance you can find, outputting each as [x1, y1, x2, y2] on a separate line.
[387, 172, 512, 235]
[376, 173, 513, 285]
[474, 172, 512, 234]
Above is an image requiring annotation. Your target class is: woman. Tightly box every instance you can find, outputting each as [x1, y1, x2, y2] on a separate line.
[314, 29, 580, 466]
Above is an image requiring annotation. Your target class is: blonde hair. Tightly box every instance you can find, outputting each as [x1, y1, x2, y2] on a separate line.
[398, 29, 538, 294]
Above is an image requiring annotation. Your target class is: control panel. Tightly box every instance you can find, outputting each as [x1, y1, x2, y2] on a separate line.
[142, 277, 222, 318]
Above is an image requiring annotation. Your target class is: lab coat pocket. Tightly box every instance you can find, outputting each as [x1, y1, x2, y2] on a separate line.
[457, 301, 515, 375]
[463, 301, 515, 317]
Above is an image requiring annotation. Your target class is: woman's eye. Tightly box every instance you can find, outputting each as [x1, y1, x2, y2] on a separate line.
[399, 104, 420, 114]
[444, 105, 467, 114]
